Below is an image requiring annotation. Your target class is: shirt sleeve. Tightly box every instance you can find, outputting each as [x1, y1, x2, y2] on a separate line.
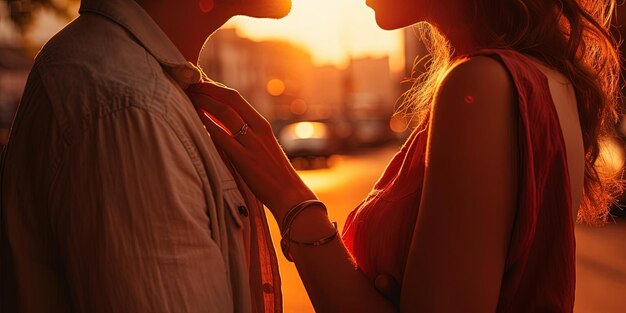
[51, 106, 233, 312]
[3, 67, 67, 313]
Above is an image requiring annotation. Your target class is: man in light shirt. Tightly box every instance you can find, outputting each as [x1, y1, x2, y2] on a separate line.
[1, 0, 290, 312]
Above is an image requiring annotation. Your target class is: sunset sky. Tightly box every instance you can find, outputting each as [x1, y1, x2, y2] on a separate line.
[226, 0, 405, 71]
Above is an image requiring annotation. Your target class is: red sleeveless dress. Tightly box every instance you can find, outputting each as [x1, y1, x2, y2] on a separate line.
[342, 49, 576, 312]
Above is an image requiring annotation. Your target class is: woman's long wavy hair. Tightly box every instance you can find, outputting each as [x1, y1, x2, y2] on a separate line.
[402, 0, 623, 224]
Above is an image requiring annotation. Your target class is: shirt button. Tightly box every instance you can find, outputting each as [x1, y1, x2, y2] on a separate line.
[262, 283, 273, 294]
[237, 205, 249, 217]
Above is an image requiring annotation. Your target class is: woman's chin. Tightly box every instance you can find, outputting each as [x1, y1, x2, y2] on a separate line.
[375, 15, 414, 31]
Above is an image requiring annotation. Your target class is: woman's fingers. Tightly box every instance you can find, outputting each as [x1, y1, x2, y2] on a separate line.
[192, 94, 258, 148]
[188, 82, 267, 130]
[197, 109, 246, 157]
[188, 91, 246, 136]
[188, 83, 317, 216]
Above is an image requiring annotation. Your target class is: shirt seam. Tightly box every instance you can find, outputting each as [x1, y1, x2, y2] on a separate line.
[30, 63, 69, 179]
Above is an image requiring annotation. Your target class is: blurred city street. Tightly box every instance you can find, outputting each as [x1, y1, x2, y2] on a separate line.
[267, 145, 626, 313]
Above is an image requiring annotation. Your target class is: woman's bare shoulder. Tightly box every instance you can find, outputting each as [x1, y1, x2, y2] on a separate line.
[429, 55, 516, 152]
[438, 55, 513, 104]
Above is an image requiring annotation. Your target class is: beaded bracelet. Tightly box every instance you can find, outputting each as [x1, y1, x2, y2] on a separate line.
[279, 200, 337, 262]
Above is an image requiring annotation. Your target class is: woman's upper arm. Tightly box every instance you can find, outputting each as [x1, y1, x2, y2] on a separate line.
[400, 56, 518, 313]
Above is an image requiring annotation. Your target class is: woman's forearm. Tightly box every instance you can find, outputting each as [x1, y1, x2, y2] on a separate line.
[285, 206, 396, 313]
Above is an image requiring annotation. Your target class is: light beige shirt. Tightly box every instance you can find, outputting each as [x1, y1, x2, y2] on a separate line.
[1, 0, 281, 312]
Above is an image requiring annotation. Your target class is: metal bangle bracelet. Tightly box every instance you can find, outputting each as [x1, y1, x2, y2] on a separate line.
[280, 221, 338, 262]
[279, 200, 328, 262]
[280, 200, 327, 237]
[289, 222, 339, 247]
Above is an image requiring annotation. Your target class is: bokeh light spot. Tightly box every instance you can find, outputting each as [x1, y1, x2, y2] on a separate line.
[389, 115, 408, 133]
[464, 95, 475, 104]
[294, 122, 315, 139]
[290, 99, 308, 115]
[267, 79, 286, 96]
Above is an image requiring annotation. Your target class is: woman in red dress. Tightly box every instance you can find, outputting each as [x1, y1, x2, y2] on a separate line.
[188, 0, 621, 311]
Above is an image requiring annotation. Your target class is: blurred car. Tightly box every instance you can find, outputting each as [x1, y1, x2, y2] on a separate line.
[277, 121, 338, 159]
[351, 118, 395, 146]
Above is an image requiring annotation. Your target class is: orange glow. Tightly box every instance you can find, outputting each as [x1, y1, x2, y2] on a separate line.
[597, 138, 625, 178]
[226, 0, 404, 70]
[389, 115, 408, 133]
[297, 160, 346, 191]
[267, 79, 286, 96]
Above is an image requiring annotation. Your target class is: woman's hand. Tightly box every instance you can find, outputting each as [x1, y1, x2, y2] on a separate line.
[375, 274, 400, 307]
[187, 82, 316, 223]
[188, 82, 401, 313]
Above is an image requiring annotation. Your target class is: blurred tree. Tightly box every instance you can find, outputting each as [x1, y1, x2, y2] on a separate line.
[3, 0, 77, 31]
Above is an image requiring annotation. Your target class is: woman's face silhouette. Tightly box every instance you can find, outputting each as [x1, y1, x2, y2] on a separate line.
[365, 0, 466, 30]
[367, 0, 448, 30]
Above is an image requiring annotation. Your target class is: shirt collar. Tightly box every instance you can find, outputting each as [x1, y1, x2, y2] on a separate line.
[79, 0, 203, 88]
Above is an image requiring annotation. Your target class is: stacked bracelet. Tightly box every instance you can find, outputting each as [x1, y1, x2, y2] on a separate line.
[279, 200, 338, 262]
[280, 200, 326, 235]
[289, 222, 339, 246]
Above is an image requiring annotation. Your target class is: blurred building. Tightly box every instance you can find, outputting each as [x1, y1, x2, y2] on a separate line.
[344, 56, 397, 145]
[200, 28, 402, 147]
[346, 56, 395, 109]
[200, 28, 314, 122]
[300, 65, 344, 120]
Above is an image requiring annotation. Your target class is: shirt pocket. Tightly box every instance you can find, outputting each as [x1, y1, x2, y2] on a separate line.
[222, 181, 247, 229]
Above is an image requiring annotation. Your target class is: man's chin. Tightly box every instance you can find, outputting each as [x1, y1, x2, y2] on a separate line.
[243, 2, 292, 19]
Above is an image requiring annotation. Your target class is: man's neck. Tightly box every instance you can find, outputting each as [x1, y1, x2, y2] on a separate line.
[138, 2, 231, 63]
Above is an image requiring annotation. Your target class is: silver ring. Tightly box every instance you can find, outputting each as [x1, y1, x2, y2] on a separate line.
[233, 123, 249, 138]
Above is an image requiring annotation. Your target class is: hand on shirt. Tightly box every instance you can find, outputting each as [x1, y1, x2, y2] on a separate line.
[187, 82, 316, 223]
[188, 82, 402, 308]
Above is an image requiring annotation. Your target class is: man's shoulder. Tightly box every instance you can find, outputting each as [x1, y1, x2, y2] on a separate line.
[31, 14, 176, 130]
[35, 14, 164, 100]
[38, 14, 144, 69]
